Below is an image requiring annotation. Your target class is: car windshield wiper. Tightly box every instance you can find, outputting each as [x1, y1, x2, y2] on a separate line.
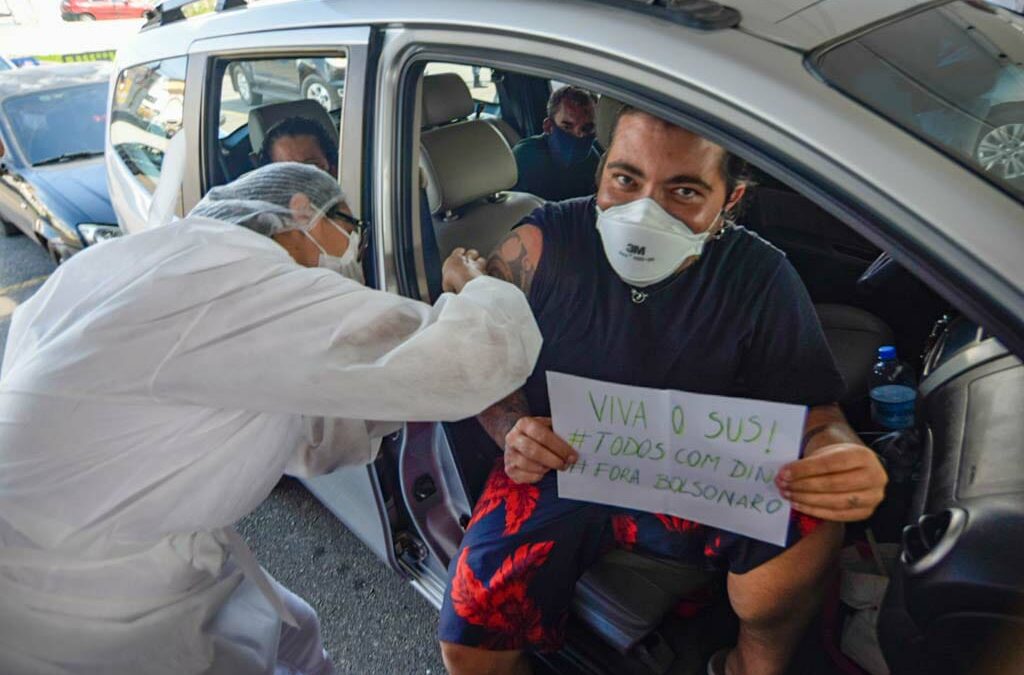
[33, 151, 104, 167]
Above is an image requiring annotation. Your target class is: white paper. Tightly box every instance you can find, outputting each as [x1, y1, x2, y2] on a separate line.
[548, 372, 807, 546]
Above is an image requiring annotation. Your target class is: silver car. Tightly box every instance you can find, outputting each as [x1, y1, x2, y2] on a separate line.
[107, 1, 1024, 673]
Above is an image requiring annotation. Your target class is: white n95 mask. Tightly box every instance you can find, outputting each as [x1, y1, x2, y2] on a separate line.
[595, 198, 722, 288]
[303, 218, 365, 284]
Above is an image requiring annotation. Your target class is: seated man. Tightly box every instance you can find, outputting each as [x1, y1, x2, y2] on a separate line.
[439, 106, 888, 675]
[512, 85, 600, 201]
[258, 116, 338, 175]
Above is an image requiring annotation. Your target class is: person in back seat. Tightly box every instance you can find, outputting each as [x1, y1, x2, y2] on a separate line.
[439, 106, 889, 675]
[258, 116, 338, 175]
[512, 85, 600, 201]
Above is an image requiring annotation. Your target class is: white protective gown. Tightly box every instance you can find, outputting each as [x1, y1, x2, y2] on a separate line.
[0, 217, 542, 675]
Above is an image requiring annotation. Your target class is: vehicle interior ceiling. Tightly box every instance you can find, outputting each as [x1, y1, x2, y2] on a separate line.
[408, 63, 969, 671]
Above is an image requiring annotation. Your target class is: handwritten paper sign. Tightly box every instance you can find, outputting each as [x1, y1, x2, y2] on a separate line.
[548, 372, 808, 546]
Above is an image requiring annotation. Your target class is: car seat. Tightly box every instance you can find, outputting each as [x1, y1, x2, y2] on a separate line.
[419, 73, 543, 258]
[247, 98, 339, 166]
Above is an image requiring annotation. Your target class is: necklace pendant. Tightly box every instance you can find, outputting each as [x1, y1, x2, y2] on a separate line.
[631, 288, 648, 304]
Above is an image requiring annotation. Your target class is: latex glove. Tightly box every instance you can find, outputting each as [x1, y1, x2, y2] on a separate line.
[442, 247, 486, 293]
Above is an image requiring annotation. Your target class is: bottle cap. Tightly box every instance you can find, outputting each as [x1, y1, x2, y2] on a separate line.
[878, 345, 897, 361]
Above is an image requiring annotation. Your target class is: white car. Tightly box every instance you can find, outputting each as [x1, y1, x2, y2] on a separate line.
[106, 1, 1024, 674]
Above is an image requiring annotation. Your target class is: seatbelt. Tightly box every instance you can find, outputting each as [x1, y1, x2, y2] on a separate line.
[420, 187, 442, 299]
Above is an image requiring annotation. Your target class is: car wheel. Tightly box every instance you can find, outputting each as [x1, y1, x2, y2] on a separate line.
[79, 13, 95, 20]
[974, 104, 1024, 184]
[302, 74, 339, 112]
[231, 65, 262, 107]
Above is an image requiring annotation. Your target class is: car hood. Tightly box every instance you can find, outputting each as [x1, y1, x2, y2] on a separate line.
[22, 157, 117, 228]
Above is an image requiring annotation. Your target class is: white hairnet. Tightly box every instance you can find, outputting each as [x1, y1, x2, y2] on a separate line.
[188, 162, 345, 236]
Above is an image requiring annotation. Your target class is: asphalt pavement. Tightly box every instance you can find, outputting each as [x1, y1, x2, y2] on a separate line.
[0, 232, 447, 674]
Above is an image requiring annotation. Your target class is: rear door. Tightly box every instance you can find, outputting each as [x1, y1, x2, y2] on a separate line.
[183, 26, 404, 568]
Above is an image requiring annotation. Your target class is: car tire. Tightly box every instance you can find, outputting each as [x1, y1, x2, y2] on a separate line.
[974, 103, 1024, 185]
[301, 73, 339, 112]
[78, 13, 95, 20]
[230, 65, 262, 107]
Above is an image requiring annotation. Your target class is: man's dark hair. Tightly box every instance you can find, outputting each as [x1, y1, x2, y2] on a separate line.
[258, 116, 338, 170]
[547, 85, 598, 120]
[603, 105, 753, 205]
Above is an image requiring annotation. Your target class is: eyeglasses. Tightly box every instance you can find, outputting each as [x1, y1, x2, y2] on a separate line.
[326, 209, 369, 260]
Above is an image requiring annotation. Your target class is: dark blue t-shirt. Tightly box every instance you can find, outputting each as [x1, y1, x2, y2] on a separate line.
[521, 197, 845, 416]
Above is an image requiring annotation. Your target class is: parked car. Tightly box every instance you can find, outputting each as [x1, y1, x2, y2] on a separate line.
[0, 63, 119, 263]
[227, 57, 346, 111]
[109, 1, 1024, 674]
[61, 0, 151, 21]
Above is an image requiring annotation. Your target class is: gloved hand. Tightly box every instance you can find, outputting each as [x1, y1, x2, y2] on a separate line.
[442, 247, 486, 293]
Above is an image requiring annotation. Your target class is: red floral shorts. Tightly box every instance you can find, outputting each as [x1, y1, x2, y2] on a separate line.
[438, 460, 821, 652]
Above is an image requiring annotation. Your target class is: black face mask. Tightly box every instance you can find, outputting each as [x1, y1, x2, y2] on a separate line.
[546, 125, 595, 167]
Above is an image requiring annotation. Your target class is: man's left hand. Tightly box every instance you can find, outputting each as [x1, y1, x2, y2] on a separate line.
[776, 443, 888, 522]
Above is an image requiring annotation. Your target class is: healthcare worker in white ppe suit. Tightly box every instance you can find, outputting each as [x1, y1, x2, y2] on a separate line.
[0, 162, 542, 675]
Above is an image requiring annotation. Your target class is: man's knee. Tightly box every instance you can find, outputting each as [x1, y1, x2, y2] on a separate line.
[440, 641, 523, 675]
[727, 522, 843, 625]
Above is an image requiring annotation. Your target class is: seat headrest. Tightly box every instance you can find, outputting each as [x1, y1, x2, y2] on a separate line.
[595, 95, 628, 150]
[421, 73, 475, 129]
[248, 100, 339, 157]
[420, 120, 517, 213]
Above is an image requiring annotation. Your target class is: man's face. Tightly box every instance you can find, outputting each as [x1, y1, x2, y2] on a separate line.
[269, 134, 333, 174]
[545, 99, 596, 139]
[272, 193, 358, 268]
[596, 112, 743, 234]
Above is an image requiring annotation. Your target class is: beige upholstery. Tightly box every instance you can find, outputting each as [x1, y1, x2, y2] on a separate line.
[419, 74, 543, 258]
[421, 73, 475, 128]
[421, 121, 518, 213]
[487, 117, 521, 148]
[595, 94, 628, 150]
[248, 99, 338, 157]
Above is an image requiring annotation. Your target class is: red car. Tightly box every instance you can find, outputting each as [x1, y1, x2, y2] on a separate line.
[61, 0, 151, 21]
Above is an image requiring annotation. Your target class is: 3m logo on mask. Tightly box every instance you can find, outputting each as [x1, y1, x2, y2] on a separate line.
[626, 243, 647, 256]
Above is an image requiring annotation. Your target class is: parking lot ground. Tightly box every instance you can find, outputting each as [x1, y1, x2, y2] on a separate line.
[0, 234, 447, 674]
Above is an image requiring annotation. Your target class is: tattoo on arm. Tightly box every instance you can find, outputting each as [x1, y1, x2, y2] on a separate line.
[478, 389, 530, 449]
[486, 230, 536, 295]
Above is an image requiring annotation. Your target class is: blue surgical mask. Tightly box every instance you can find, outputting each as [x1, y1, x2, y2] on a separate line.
[546, 125, 595, 167]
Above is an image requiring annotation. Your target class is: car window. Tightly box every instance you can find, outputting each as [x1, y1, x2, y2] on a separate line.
[0, 61, 12, 72]
[3, 82, 108, 165]
[218, 54, 347, 138]
[813, 0, 1024, 203]
[109, 57, 187, 194]
[424, 62, 498, 106]
[210, 53, 347, 186]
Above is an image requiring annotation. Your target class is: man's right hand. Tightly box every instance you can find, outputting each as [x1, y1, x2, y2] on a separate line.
[503, 416, 578, 484]
[442, 247, 486, 293]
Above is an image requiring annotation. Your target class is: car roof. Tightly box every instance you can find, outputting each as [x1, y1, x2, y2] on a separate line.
[0, 62, 111, 101]
[124, 0, 929, 64]
[728, 0, 935, 50]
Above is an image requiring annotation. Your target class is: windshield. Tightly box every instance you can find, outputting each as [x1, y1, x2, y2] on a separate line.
[0, 61, 12, 72]
[813, 1, 1024, 202]
[2, 82, 108, 165]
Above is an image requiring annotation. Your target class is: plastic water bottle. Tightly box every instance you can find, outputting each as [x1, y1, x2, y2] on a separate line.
[869, 346, 917, 430]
